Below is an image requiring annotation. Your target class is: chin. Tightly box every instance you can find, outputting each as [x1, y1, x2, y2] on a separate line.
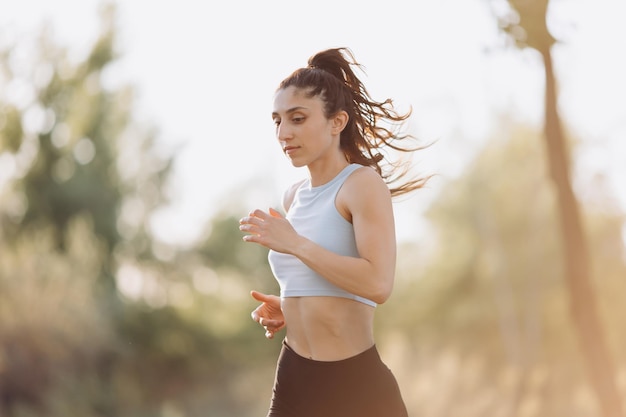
[289, 159, 308, 168]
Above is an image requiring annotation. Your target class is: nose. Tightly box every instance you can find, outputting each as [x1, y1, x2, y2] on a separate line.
[276, 121, 293, 143]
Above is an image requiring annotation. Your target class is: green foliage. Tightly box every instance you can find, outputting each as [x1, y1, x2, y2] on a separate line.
[0, 7, 280, 413]
[0, 4, 172, 262]
[196, 213, 276, 292]
[0, 104, 23, 152]
[2, 3, 624, 417]
[0, 216, 114, 415]
[380, 123, 626, 416]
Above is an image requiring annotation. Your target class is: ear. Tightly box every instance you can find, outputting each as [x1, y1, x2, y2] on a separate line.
[331, 110, 349, 135]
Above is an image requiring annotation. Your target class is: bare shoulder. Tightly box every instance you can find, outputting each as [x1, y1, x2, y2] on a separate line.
[338, 166, 391, 221]
[282, 178, 307, 212]
[344, 166, 389, 195]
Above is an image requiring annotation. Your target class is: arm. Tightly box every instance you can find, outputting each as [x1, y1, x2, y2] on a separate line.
[240, 168, 396, 305]
[292, 168, 396, 304]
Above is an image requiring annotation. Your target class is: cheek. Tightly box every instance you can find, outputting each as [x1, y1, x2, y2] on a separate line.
[311, 119, 334, 137]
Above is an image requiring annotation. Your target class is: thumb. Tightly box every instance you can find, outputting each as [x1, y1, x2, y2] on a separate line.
[251, 290, 271, 302]
[269, 207, 283, 218]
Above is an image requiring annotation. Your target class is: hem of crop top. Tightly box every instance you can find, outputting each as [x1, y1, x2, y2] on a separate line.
[281, 289, 377, 308]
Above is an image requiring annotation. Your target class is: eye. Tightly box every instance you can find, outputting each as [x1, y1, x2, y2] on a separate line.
[292, 116, 305, 123]
[273, 118, 281, 126]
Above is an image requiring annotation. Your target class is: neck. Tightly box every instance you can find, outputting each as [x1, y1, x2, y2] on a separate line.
[307, 157, 349, 187]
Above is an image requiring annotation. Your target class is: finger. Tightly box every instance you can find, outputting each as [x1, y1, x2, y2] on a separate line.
[251, 290, 271, 303]
[250, 209, 270, 220]
[242, 234, 259, 243]
[261, 319, 284, 329]
[239, 216, 263, 226]
[269, 207, 283, 218]
[239, 223, 259, 233]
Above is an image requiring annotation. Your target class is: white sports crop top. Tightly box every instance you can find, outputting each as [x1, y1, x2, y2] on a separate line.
[267, 164, 377, 307]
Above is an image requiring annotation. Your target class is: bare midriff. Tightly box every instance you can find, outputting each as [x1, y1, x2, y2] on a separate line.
[281, 296, 376, 361]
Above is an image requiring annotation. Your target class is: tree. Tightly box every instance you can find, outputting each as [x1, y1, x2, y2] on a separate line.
[382, 122, 626, 416]
[0, 7, 282, 415]
[490, 1, 624, 416]
[0, 4, 173, 291]
[0, 4, 180, 416]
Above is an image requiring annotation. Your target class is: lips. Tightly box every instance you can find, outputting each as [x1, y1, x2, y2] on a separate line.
[283, 146, 299, 155]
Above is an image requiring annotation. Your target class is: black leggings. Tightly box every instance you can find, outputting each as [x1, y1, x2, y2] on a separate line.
[267, 340, 409, 417]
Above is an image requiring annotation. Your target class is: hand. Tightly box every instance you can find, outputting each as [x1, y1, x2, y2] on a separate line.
[250, 290, 285, 339]
[239, 208, 301, 254]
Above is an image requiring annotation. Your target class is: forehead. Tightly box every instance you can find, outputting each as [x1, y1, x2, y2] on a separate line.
[272, 86, 324, 115]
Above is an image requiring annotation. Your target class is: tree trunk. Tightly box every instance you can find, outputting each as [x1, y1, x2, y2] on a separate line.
[541, 47, 624, 417]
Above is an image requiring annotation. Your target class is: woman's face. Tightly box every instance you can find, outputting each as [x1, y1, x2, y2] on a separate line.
[272, 86, 340, 168]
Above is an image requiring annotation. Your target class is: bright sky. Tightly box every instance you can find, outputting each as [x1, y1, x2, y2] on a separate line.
[1, 0, 625, 247]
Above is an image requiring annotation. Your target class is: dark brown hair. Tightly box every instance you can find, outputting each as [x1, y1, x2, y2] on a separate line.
[278, 47, 430, 197]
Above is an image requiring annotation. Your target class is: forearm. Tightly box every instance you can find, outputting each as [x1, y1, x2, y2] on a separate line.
[291, 237, 393, 304]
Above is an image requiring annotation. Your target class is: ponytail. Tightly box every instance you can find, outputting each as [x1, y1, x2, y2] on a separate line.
[278, 48, 430, 197]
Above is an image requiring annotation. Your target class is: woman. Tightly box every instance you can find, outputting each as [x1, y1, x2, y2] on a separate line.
[239, 47, 428, 417]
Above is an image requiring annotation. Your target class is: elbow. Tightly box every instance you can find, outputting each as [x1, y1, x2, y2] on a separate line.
[370, 277, 394, 305]
[371, 294, 390, 305]
[371, 290, 392, 305]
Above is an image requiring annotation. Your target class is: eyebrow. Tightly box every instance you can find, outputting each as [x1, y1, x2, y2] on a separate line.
[271, 106, 308, 118]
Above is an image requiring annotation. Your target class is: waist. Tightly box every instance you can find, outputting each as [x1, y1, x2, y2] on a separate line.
[282, 296, 375, 361]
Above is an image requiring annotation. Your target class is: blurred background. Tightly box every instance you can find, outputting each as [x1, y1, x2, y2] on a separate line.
[1, 0, 625, 416]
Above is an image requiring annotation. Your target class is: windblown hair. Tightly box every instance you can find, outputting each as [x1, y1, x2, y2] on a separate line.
[278, 47, 430, 197]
